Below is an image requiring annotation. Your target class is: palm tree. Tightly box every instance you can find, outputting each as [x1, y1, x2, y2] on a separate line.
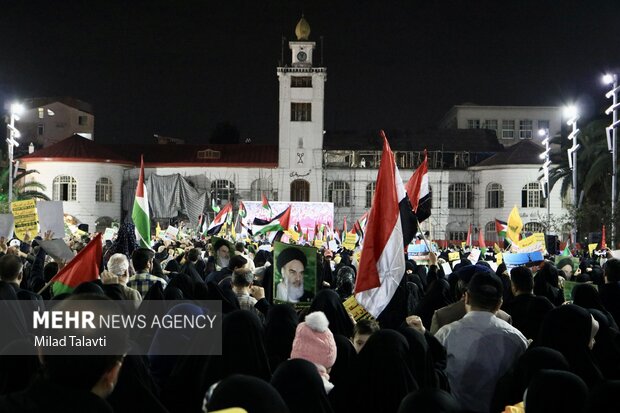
[0, 167, 50, 212]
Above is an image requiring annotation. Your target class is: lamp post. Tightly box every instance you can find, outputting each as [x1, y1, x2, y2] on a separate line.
[604, 73, 619, 248]
[564, 105, 580, 246]
[6, 103, 23, 208]
[538, 128, 552, 232]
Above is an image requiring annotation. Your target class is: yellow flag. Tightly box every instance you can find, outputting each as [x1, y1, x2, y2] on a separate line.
[507, 206, 523, 242]
[588, 243, 598, 256]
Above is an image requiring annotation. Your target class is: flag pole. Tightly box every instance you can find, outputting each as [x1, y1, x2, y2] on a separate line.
[415, 216, 433, 255]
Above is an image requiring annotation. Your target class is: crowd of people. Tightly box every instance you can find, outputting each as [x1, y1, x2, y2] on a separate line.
[0, 222, 619, 413]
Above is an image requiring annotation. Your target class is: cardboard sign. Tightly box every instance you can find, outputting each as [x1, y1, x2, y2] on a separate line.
[441, 262, 453, 276]
[448, 251, 460, 262]
[502, 251, 544, 267]
[0, 214, 14, 239]
[103, 227, 118, 242]
[342, 234, 357, 251]
[467, 248, 481, 264]
[343, 295, 374, 322]
[11, 200, 38, 240]
[164, 225, 179, 240]
[38, 239, 75, 263]
[36, 201, 65, 238]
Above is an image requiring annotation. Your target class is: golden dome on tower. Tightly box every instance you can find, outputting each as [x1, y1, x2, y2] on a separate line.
[295, 16, 311, 40]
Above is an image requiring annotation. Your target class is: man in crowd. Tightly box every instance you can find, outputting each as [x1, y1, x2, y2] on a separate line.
[127, 248, 168, 297]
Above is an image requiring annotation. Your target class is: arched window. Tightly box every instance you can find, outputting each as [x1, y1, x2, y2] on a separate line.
[53, 175, 77, 201]
[211, 179, 235, 206]
[485, 221, 498, 243]
[328, 181, 351, 207]
[446, 222, 467, 241]
[290, 179, 309, 202]
[95, 177, 113, 203]
[250, 179, 275, 201]
[365, 182, 376, 208]
[522, 182, 545, 208]
[486, 183, 504, 208]
[448, 183, 472, 209]
[524, 222, 545, 233]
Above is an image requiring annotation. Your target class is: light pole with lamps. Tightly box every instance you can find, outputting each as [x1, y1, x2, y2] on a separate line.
[538, 128, 552, 232]
[6, 103, 23, 208]
[564, 105, 580, 246]
[603, 73, 619, 248]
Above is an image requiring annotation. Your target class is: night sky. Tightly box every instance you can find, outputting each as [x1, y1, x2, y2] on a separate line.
[2, 0, 619, 145]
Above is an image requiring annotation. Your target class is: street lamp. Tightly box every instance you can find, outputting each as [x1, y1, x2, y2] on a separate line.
[564, 105, 580, 246]
[6, 103, 23, 208]
[604, 73, 619, 248]
[538, 128, 552, 232]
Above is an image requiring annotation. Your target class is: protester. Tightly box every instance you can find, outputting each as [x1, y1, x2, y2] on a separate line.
[351, 318, 380, 353]
[271, 359, 334, 413]
[127, 248, 168, 296]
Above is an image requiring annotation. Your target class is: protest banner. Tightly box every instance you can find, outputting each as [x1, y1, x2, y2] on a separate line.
[103, 227, 118, 242]
[164, 225, 179, 240]
[343, 295, 374, 322]
[512, 232, 546, 253]
[11, 200, 38, 240]
[38, 239, 75, 263]
[448, 251, 460, 262]
[36, 201, 65, 238]
[467, 248, 481, 264]
[0, 215, 14, 239]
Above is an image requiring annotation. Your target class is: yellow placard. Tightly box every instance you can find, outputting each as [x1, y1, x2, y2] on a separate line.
[517, 233, 545, 248]
[588, 243, 598, 256]
[342, 233, 357, 250]
[314, 239, 324, 248]
[496, 253, 503, 265]
[448, 251, 460, 262]
[461, 242, 467, 249]
[343, 295, 374, 322]
[11, 200, 38, 240]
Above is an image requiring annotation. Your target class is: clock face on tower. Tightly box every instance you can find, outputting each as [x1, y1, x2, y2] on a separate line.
[297, 51, 307, 62]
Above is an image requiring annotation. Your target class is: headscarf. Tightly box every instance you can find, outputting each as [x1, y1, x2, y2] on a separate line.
[534, 262, 564, 306]
[525, 370, 588, 413]
[328, 334, 356, 389]
[573, 283, 618, 329]
[538, 304, 604, 387]
[271, 359, 334, 413]
[106, 223, 137, 259]
[397, 327, 438, 389]
[207, 374, 289, 413]
[588, 309, 620, 380]
[332, 330, 418, 413]
[491, 347, 570, 413]
[415, 278, 453, 329]
[202, 310, 271, 389]
[308, 289, 354, 338]
[265, 304, 299, 371]
[397, 388, 460, 413]
[166, 273, 195, 300]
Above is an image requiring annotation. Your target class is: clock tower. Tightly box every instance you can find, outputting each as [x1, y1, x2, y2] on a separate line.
[277, 16, 326, 202]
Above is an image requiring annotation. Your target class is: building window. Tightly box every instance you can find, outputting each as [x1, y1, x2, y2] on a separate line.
[538, 120, 550, 132]
[291, 102, 312, 121]
[211, 179, 235, 206]
[197, 149, 221, 160]
[484, 119, 498, 132]
[328, 181, 351, 207]
[561, 190, 572, 209]
[524, 222, 545, 233]
[250, 179, 275, 201]
[291, 179, 310, 202]
[53, 175, 77, 201]
[38, 108, 44, 119]
[485, 183, 504, 208]
[78, 115, 88, 126]
[485, 221, 498, 243]
[95, 177, 113, 203]
[522, 182, 545, 208]
[365, 182, 376, 208]
[501, 120, 515, 139]
[519, 119, 533, 139]
[37, 124, 44, 136]
[467, 119, 480, 129]
[291, 76, 312, 87]
[448, 183, 473, 209]
[448, 231, 468, 241]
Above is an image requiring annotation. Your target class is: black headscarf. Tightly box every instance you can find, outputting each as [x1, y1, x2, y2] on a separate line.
[538, 304, 604, 388]
[397, 327, 438, 389]
[207, 374, 289, 413]
[588, 309, 620, 380]
[265, 304, 299, 371]
[329, 334, 356, 389]
[166, 273, 195, 300]
[332, 330, 418, 413]
[397, 388, 460, 413]
[271, 359, 333, 413]
[415, 278, 452, 329]
[534, 262, 564, 306]
[573, 283, 618, 329]
[525, 370, 588, 413]
[106, 223, 137, 259]
[308, 289, 354, 338]
[202, 310, 271, 389]
[491, 346, 570, 412]
[164, 259, 181, 273]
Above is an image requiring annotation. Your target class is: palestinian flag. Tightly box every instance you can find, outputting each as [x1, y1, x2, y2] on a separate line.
[251, 205, 291, 235]
[405, 149, 431, 222]
[495, 219, 508, 239]
[207, 203, 232, 236]
[49, 233, 103, 296]
[261, 193, 271, 211]
[238, 201, 247, 218]
[132, 156, 151, 249]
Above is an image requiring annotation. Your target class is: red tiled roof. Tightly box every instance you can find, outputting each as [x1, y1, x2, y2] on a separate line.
[20, 135, 278, 167]
[20, 135, 133, 165]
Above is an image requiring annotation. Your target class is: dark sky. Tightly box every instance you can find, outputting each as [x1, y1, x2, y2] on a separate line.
[1, 0, 619, 144]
